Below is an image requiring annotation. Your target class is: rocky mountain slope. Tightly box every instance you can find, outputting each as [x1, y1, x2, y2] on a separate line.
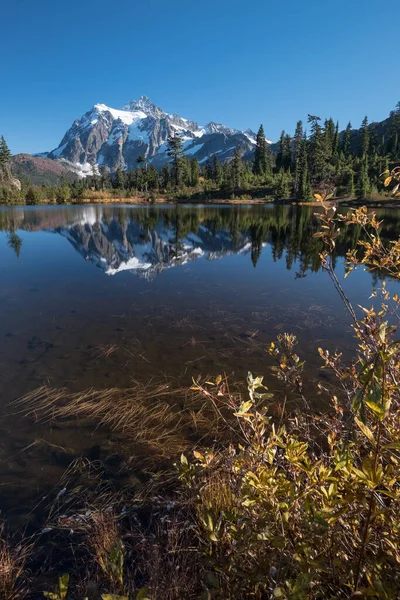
[11, 154, 77, 185]
[41, 96, 270, 174]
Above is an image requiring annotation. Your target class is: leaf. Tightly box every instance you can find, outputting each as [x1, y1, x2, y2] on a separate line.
[59, 574, 69, 600]
[236, 400, 253, 415]
[365, 400, 385, 420]
[355, 417, 376, 446]
[313, 193, 323, 201]
[215, 374, 222, 385]
[136, 587, 151, 600]
[274, 588, 285, 598]
[102, 596, 129, 600]
[193, 450, 204, 461]
[384, 175, 393, 187]
[180, 454, 188, 466]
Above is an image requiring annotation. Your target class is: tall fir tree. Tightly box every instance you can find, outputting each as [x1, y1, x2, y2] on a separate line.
[283, 134, 292, 171]
[388, 101, 400, 159]
[0, 136, 12, 171]
[307, 114, 325, 184]
[231, 147, 242, 193]
[212, 154, 223, 185]
[253, 124, 269, 176]
[342, 122, 352, 157]
[190, 158, 200, 187]
[359, 116, 370, 158]
[276, 131, 285, 171]
[167, 134, 184, 187]
[297, 135, 312, 201]
[292, 120, 303, 193]
[333, 121, 339, 156]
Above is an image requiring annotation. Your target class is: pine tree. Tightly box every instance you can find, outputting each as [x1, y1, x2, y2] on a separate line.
[190, 158, 200, 187]
[113, 167, 126, 190]
[324, 118, 335, 158]
[343, 169, 355, 198]
[276, 131, 285, 171]
[253, 124, 269, 176]
[275, 169, 290, 200]
[167, 134, 184, 187]
[292, 120, 303, 193]
[333, 121, 339, 156]
[283, 134, 292, 171]
[297, 135, 312, 201]
[0, 136, 12, 172]
[307, 115, 325, 184]
[342, 122, 352, 157]
[360, 116, 370, 158]
[388, 101, 400, 159]
[212, 154, 223, 186]
[231, 147, 242, 193]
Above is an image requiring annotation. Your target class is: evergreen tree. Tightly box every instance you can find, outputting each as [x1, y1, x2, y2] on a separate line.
[231, 147, 242, 193]
[113, 167, 126, 189]
[359, 116, 370, 158]
[342, 169, 355, 198]
[275, 169, 290, 200]
[212, 154, 223, 186]
[205, 153, 213, 180]
[160, 164, 171, 189]
[292, 120, 303, 193]
[297, 135, 312, 201]
[0, 136, 12, 175]
[342, 122, 352, 157]
[276, 131, 285, 171]
[283, 134, 292, 171]
[167, 134, 184, 187]
[190, 158, 200, 187]
[307, 114, 325, 184]
[332, 121, 339, 156]
[0, 136, 12, 169]
[324, 118, 335, 158]
[388, 101, 400, 159]
[253, 124, 269, 176]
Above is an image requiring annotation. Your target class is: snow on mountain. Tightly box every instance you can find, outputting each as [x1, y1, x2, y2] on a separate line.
[44, 96, 272, 175]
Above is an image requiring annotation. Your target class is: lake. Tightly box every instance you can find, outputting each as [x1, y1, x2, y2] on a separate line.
[0, 203, 399, 524]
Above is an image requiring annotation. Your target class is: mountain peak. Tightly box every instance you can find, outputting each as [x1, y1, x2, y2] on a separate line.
[121, 96, 164, 117]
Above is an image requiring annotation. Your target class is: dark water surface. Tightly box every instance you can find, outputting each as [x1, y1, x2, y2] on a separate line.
[0, 203, 399, 523]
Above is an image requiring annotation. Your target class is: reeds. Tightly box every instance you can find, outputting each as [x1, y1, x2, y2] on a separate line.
[17, 383, 191, 466]
[0, 525, 31, 600]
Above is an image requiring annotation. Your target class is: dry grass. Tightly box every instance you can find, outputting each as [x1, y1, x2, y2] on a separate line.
[0, 525, 31, 600]
[16, 377, 244, 472]
[88, 511, 124, 586]
[17, 383, 190, 466]
[136, 513, 201, 600]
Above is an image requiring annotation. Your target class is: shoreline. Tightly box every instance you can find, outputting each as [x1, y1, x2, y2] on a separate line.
[2, 196, 400, 208]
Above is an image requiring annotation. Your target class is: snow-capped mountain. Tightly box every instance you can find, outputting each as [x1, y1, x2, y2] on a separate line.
[43, 96, 271, 175]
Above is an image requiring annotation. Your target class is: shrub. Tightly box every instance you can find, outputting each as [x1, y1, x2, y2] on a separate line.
[25, 185, 44, 205]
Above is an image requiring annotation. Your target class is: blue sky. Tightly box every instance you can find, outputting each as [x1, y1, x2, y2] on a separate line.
[2, 0, 399, 154]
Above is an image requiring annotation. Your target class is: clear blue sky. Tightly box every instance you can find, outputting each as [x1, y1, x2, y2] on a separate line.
[2, 0, 399, 154]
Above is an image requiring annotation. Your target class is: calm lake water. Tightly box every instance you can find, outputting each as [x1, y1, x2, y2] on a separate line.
[1, 203, 399, 524]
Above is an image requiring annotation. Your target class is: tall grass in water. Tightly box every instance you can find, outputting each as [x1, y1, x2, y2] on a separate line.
[0, 525, 31, 600]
